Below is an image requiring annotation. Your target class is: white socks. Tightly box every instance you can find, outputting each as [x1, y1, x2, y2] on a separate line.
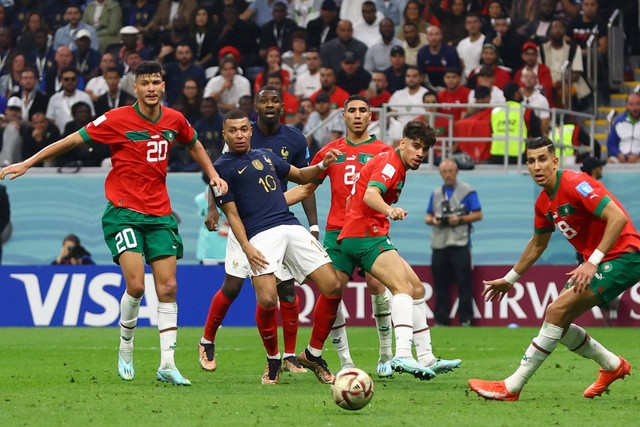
[504, 322, 563, 393]
[412, 298, 436, 367]
[391, 293, 414, 359]
[329, 301, 354, 368]
[372, 289, 393, 363]
[560, 323, 620, 371]
[119, 292, 141, 363]
[158, 302, 178, 370]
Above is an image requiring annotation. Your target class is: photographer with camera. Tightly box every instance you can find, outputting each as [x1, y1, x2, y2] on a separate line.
[425, 158, 482, 326]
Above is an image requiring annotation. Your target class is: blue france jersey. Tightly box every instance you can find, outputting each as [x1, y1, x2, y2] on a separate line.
[214, 148, 300, 239]
[251, 122, 310, 188]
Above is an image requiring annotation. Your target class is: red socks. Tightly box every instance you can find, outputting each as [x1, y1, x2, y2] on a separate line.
[309, 295, 341, 350]
[202, 290, 234, 342]
[279, 295, 299, 355]
[256, 304, 279, 356]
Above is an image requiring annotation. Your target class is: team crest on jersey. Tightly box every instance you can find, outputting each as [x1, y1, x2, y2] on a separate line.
[381, 163, 396, 180]
[280, 147, 289, 159]
[263, 155, 273, 165]
[252, 159, 264, 170]
[161, 130, 176, 142]
[576, 181, 594, 197]
[557, 203, 575, 217]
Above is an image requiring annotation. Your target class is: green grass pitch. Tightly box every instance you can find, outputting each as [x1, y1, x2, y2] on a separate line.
[1, 326, 637, 426]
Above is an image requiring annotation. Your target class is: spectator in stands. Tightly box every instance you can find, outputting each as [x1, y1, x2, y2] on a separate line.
[253, 47, 292, 94]
[467, 43, 511, 90]
[427, 0, 468, 46]
[292, 96, 314, 131]
[552, 114, 601, 163]
[0, 53, 25, 98]
[0, 182, 8, 263]
[15, 68, 48, 122]
[189, 7, 218, 69]
[359, 71, 391, 117]
[173, 78, 204, 123]
[163, 43, 206, 105]
[376, 0, 401, 26]
[568, 0, 609, 102]
[120, 51, 143, 97]
[72, 30, 101, 85]
[520, 68, 551, 136]
[94, 67, 134, 117]
[25, 29, 51, 88]
[303, 91, 343, 152]
[607, 93, 640, 164]
[462, 84, 491, 119]
[122, 0, 157, 30]
[398, 0, 428, 40]
[519, 0, 564, 44]
[85, 53, 118, 102]
[309, 66, 350, 109]
[258, 1, 300, 58]
[144, 0, 197, 41]
[457, 12, 485, 79]
[437, 68, 470, 122]
[209, 0, 249, 26]
[0, 27, 13, 78]
[51, 233, 80, 265]
[513, 41, 554, 107]
[295, 47, 322, 99]
[422, 91, 449, 160]
[53, 5, 99, 52]
[353, 1, 384, 48]
[320, 20, 368, 71]
[265, 72, 300, 124]
[542, 18, 588, 110]
[480, 0, 504, 35]
[45, 46, 80, 97]
[385, 45, 408, 93]
[364, 18, 402, 73]
[282, 31, 308, 89]
[401, 21, 427, 67]
[46, 67, 95, 133]
[203, 57, 251, 113]
[388, 65, 428, 126]
[467, 64, 505, 105]
[306, 0, 338, 49]
[194, 97, 225, 161]
[40, 0, 76, 32]
[155, 15, 191, 64]
[83, 0, 123, 53]
[20, 112, 60, 167]
[15, 11, 48, 54]
[0, 97, 23, 166]
[336, 51, 372, 95]
[486, 13, 527, 73]
[238, 94, 258, 121]
[215, 4, 261, 68]
[57, 101, 110, 167]
[417, 25, 462, 91]
[116, 26, 151, 65]
[290, 0, 323, 28]
[240, 0, 285, 27]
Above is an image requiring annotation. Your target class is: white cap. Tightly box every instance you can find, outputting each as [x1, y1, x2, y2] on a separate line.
[75, 29, 92, 40]
[7, 96, 22, 109]
[120, 26, 140, 35]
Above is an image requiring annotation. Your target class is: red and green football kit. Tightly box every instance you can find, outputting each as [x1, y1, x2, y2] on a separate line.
[79, 104, 198, 216]
[311, 136, 393, 231]
[534, 170, 640, 261]
[338, 149, 406, 240]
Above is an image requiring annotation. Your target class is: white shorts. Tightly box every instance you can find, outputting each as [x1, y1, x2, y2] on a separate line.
[224, 228, 296, 281]
[249, 224, 331, 283]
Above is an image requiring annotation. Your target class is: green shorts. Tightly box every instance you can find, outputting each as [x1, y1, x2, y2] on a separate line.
[338, 235, 397, 273]
[324, 230, 356, 278]
[565, 251, 640, 305]
[102, 203, 183, 264]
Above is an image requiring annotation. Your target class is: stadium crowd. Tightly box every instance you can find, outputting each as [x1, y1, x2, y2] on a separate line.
[0, 0, 637, 169]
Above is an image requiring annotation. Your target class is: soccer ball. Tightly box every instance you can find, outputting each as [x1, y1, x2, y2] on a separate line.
[330, 368, 374, 411]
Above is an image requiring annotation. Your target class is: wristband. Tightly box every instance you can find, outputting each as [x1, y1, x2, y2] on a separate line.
[317, 161, 327, 171]
[504, 268, 521, 285]
[588, 249, 605, 266]
[309, 225, 320, 233]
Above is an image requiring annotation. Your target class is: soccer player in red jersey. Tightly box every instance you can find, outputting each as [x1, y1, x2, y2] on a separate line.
[337, 120, 461, 380]
[0, 61, 227, 386]
[469, 137, 640, 401]
[286, 94, 396, 375]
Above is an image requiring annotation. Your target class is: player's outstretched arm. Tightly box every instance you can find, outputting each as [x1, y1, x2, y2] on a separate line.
[0, 131, 85, 180]
[188, 140, 228, 195]
[287, 148, 341, 184]
[284, 183, 318, 206]
[363, 186, 407, 221]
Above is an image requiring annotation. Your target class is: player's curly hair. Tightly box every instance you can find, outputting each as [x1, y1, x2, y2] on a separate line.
[403, 120, 436, 149]
[525, 136, 556, 155]
[134, 61, 163, 77]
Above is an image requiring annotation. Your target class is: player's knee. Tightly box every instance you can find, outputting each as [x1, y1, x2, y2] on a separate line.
[221, 275, 245, 299]
[412, 281, 425, 299]
[365, 277, 386, 295]
[277, 279, 296, 303]
[257, 295, 279, 309]
[156, 279, 178, 300]
[544, 300, 568, 325]
[125, 279, 145, 299]
[322, 276, 343, 297]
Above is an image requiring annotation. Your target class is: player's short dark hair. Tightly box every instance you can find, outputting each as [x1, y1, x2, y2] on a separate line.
[256, 85, 282, 101]
[525, 136, 556, 155]
[134, 61, 163, 78]
[403, 120, 436, 149]
[344, 94, 370, 110]
[223, 108, 249, 124]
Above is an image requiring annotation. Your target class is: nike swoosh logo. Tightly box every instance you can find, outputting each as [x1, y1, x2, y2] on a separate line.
[238, 166, 248, 174]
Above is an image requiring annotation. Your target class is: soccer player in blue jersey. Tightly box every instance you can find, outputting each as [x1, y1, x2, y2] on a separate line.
[214, 108, 343, 384]
[198, 86, 319, 373]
